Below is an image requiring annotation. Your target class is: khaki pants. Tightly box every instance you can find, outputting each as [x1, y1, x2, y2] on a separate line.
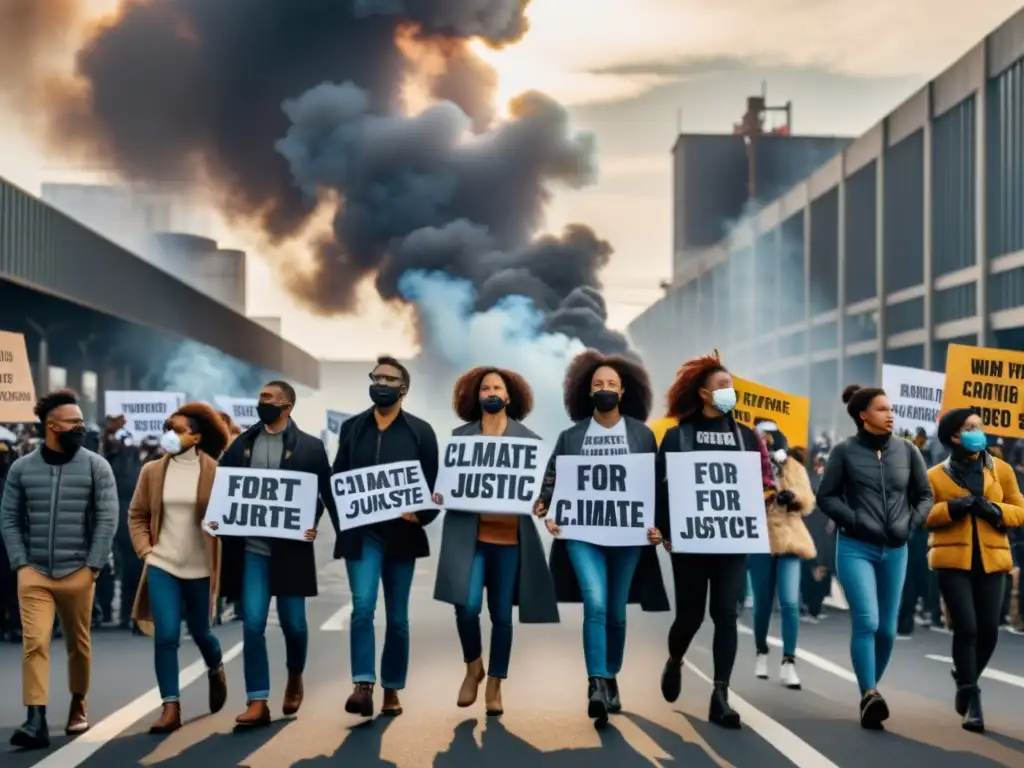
[18, 567, 95, 706]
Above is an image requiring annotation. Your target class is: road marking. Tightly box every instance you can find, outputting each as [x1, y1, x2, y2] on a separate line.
[924, 654, 1024, 689]
[684, 660, 840, 768]
[737, 623, 857, 683]
[30, 642, 244, 768]
[320, 602, 352, 631]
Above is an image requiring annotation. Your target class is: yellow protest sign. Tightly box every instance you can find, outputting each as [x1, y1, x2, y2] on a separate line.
[941, 343, 1024, 438]
[0, 330, 37, 423]
[732, 376, 810, 449]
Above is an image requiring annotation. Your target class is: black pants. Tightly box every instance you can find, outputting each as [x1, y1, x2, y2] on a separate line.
[801, 560, 831, 617]
[897, 530, 930, 634]
[115, 533, 142, 625]
[0, 540, 19, 634]
[937, 568, 1005, 686]
[668, 553, 748, 685]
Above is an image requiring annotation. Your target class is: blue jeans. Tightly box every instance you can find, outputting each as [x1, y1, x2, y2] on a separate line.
[346, 534, 416, 689]
[564, 541, 642, 679]
[455, 542, 519, 678]
[748, 554, 801, 658]
[148, 565, 222, 702]
[835, 534, 908, 694]
[242, 551, 308, 701]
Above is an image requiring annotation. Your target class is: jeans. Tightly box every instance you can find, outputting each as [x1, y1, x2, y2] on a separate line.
[749, 554, 801, 658]
[564, 540, 642, 679]
[242, 551, 308, 701]
[147, 565, 222, 702]
[346, 534, 416, 689]
[834, 534, 908, 694]
[455, 542, 518, 679]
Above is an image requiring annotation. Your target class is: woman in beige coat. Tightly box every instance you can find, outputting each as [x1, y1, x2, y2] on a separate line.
[748, 423, 816, 690]
[129, 402, 231, 734]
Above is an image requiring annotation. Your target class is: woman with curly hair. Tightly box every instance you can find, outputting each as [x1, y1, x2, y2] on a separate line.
[128, 402, 231, 734]
[432, 367, 559, 716]
[654, 351, 776, 729]
[534, 350, 668, 726]
[816, 385, 932, 730]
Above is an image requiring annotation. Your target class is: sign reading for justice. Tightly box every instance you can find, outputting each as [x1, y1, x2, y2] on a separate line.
[331, 460, 437, 532]
[204, 467, 318, 540]
[433, 437, 550, 515]
[0, 331, 36, 423]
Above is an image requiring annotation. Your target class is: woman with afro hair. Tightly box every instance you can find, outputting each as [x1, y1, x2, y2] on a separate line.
[127, 402, 232, 734]
[432, 367, 559, 717]
[653, 351, 776, 730]
[816, 384, 932, 730]
[534, 350, 668, 727]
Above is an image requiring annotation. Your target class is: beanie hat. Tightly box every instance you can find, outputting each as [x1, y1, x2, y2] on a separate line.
[936, 408, 974, 448]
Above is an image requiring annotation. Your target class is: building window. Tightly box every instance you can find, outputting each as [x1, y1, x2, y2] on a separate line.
[779, 330, 805, 357]
[811, 321, 837, 352]
[779, 212, 806, 325]
[933, 334, 976, 371]
[884, 344, 925, 369]
[844, 161, 878, 303]
[844, 309, 878, 344]
[932, 96, 977, 276]
[987, 60, 1024, 258]
[810, 189, 839, 314]
[811, 360, 839, 432]
[845, 352, 877, 388]
[884, 130, 925, 291]
[989, 265, 1024, 312]
[754, 231, 779, 334]
[729, 247, 755, 342]
[884, 296, 924, 335]
[932, 282, 977, 324]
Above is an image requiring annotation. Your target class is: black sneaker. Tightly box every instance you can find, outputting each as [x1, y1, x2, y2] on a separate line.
[606, 678, 621, 714]
[660, 658, 682, 703]
[587, 677, 609, 726]
[859, 691, 889, 730]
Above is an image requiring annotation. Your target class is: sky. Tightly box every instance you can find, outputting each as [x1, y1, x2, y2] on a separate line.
[2, 0, 1022, 362]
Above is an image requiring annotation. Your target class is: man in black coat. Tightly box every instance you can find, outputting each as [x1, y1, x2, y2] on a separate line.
[216, 380, 338, 728]
[332, 355, 439, 719]
[100, 417, 142, 630]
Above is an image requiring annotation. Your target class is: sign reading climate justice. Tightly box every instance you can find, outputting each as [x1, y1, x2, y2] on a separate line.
[549, 453, 654, 547]
[214, 396, 259, 428]
[882, 364, 945, 436]
[204, 468, 318, 540]
[104, 390, 184, 439]
[0, 331, 36, 423]
[942, 344, 1024, 439]
[433, 437, 551, 515]
[666, 451, 769, 555]
[331, 460, 438, 532]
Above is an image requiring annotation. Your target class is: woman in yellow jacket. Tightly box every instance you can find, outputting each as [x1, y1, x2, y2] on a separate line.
[925, 408, 1024, 734]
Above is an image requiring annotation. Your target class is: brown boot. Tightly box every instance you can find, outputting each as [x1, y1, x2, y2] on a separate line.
[208, 666, 228, 714]
[149, 702, 182, 734]
[234, 700, 271, 728]
[345, 683, 374, 718]
[65, 695, 89, 735]
[382, 688, 402, 717]
[457, 658, 485, 707]
[283, 672, 304, 716]
[485, 677, 503, 717]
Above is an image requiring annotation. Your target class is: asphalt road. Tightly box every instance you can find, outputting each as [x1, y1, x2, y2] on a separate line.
[3, 532, 1024, 768]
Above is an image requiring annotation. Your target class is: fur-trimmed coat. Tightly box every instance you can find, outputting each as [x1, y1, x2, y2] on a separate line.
[768, 457, 817, 559]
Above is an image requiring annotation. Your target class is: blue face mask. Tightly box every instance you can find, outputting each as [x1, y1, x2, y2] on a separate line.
[711, 387, 737, 414]
[959, 430, 988, 453]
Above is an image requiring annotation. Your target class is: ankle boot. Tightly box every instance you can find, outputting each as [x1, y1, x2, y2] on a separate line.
[10, 706, 49, 749]
[208, 666, 228, 714]
[381, 688, 403, 716]
[485, 677, 503, 716]
[149, 702, 182, 734]
[709, 683, 741, 729]
[457, 658, 485, 707]
[962, 686, 984, 733]
[345, 683, 374, 718]
[65, 694, 89, 735]
[283, 672, 304, 716]
[234, 700, 271, 728]
[587, 676, 609, 726]
[955, 683, 971, 716]
[606, 677, 621, 714]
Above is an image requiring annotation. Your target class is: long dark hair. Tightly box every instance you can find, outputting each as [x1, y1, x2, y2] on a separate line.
[452, 366, 533, 422]
[563, 349, 652, 422]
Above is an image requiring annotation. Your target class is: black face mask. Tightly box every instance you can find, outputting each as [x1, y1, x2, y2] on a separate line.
[256, 403, 284, 425]
[481, 396, 506, 415]
[57, 427, 86, 452]
[369, 384, 401, 408]
[591, 390, 620, 414]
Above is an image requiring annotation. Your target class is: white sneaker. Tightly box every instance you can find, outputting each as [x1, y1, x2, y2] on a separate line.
[755, 653, 768, 679]
[780, 659, 801, 689]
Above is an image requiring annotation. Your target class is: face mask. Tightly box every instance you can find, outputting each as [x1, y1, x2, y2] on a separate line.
[369, 384, 400, 408]
[57, 427, 86, 452]
[711, 387, 737, 414]
[591, 390, 620, 413]
[159, 430, 182, 455]
[256, 402, 283, 425]
[481, 396, 506, 415]
[959, 430, 988, 453]
[772, 449, 788, 464]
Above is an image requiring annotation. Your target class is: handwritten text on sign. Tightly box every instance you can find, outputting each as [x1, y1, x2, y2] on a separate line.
[331, 460, 438, 532]
[204, 468, 318, 541]
[666, 451, 769, 555]
[550, 453, 654, 547]
[434, 437, 550, 515]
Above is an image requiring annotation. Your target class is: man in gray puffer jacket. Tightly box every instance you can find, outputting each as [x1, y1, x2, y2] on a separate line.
[0, 389, 118, 750]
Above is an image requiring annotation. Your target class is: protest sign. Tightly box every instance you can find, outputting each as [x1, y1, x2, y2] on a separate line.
[941, 344, 1024, 438]
[549, 453, 654, 546]
[332, 460, 438, 532]
[732, 376, 810, 449]
[326, 410, 352, 436]
[882, 364, 944, 436]
[104, 391, 184, 439]
[214, 396, 259, 428]
[203, 467, 318, 540]
[666, 451, 769, 555]
[434, 436, 551, 515]
[0, 331, 36, 423]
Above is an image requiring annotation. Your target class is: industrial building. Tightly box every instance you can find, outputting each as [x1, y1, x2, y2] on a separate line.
[627, 8, 1024, 436]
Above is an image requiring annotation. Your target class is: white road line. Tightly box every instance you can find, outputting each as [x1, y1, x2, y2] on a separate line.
[924, 654, 1024, 689]
[320, 602, 352, 631]
[30, 642, 244, 768]
[737, 623, 857, 684]
[684, 660, 840, 768]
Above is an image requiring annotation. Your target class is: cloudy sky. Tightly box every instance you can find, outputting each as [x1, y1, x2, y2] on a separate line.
[2, 0, 1022, 360]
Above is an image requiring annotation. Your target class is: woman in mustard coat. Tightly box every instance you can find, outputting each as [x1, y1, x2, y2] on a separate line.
[925, 408, 1024, 734]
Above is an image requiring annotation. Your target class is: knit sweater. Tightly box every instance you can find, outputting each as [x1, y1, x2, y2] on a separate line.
[147, 448, 209, 579]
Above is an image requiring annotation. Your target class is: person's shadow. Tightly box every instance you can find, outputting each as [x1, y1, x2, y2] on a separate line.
[88, 720, 291, 766]
[290, 717, 398, 767]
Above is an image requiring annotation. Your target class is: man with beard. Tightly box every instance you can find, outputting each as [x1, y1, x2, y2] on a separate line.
[101, 415, 144, 632]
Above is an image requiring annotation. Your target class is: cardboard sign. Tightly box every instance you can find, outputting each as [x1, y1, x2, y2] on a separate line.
[204, 467, 318, 540]
[549, 453, 654, 547]
[331, 460, 438, 532]
[214, 396, 259, 428]
[882, 364, 945, 436]
[732, 376, 810, 449]
[941, 344, 1024, 438]
[0, 331, 36, 423]
[104, 390, 184, 439]
[434, 436, 550, 515]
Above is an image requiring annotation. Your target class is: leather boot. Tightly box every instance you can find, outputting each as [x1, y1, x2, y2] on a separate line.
[587, 677, 609, 726]
[149, 702, 182, 734]
[208, 666, 228, 714]
[485, 677, 503, 716]
[606, 677, 621, 714]
[65, 694, 89, 735]
[457, 658, 485, 707]
[382, 688, 403, 717]
[234, 700, 271, 728]
[9, 706, 49, 749]
[282, 673, 304, 716]
[962, 686, 984, 733]
[709, 683, 741, 729]
[345, 683, 374, 718]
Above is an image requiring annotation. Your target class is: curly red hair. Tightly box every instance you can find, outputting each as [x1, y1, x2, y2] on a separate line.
[452, 367, 534, 423]
[165, 402, 231, 458]
[563, 349, 652, 422]
[665, 349, 728, 421]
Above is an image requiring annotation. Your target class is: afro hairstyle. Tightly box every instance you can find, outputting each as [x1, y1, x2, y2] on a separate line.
[452, 366, 534, 423]
[563, 349, 652, 423]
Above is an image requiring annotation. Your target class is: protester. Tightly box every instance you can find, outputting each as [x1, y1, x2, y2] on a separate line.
[0, 434, 21, 642]
[102, 415, 144, 632]
[432, 367, 559, 716]
[924, 408, 1024, 733]
[333, 356, 440, 718]
[0, 389, 118, 749]
[801, 451, 835, 622]
[749, 422, 816, 689]
[816, 384, 933, 730]
[654, 352, 775, 729]
[536, 349, 668, 727]
[214, 380, 338, 728]
[128, 402, 232, 733]
[220, 411, 243, 441]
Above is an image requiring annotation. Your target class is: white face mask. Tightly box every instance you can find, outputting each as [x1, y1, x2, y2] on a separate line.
[159, 430, 182, 455]
[772, 449, 788, 464]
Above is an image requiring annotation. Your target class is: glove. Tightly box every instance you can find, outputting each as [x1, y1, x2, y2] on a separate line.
[775, 489, 797, 508]
[973, 499, 1005, 530]
[947, 495, 975, 521]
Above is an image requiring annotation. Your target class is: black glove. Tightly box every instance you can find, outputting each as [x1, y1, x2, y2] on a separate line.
[973, 498, 1005, 530]
[947, 495, 975, 521]
[775, 489, 796, 508]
